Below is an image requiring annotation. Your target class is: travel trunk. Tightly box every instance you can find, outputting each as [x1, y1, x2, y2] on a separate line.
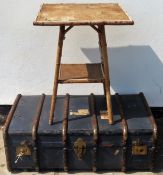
[3, 93, 157, 172]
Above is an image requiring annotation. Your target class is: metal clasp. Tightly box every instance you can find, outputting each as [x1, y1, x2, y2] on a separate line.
[74, 138, 86, 160]
[132, 139, 147, 155]
[15, 141, 32, 163]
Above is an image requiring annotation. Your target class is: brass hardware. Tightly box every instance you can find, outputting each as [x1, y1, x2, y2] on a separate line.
[16, 141, 32, 157]
[132, 145, 147, 155]
[74, 138, 86, 160]
[15, 141, 32, 164]
[70, 109, 89, 116]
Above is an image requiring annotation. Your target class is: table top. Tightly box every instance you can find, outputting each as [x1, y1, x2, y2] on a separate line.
[33, 3, 134, 26]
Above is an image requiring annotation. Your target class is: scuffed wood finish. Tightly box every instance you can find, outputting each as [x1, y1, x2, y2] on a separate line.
[49, 26, 65, 125]
[33, 3, 134, 26]
[98, 25, 113, 124]
[33, 3, 134, 125]
[59, 63, 104, 83]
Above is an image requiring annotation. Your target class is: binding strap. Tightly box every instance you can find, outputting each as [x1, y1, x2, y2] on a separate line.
[139, 92, 157, 171]
[90, 93, 98, 172]
[3, 94, 22, 171]
[62, 93, 70, 171]
[32, 94, 45, 171]
[115, 93, 128, 172]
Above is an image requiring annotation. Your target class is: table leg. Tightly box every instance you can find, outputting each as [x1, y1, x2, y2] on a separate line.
[49, 26, 65, 125]
[98, 25, 113, 124]
[98, 36, 106, 95]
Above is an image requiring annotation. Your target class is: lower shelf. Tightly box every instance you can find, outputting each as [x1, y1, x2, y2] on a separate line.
[58, 63, 104, 83]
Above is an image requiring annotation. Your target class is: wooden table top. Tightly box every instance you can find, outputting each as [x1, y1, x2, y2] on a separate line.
[33, 3, 134, 26]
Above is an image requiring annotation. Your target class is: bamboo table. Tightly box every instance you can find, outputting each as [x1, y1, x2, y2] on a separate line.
[33, 3, 134, 125]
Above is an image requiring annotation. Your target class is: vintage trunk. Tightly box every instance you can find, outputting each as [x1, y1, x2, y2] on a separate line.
[3, 93, 157, 172]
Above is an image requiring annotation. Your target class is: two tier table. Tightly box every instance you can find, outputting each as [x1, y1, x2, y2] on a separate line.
[33, 3, 134, 125]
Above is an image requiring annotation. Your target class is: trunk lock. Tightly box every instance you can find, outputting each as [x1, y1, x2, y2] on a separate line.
[74, 138, 86, 160]
[132, 140, 147, 155]
[15, 141, 32, 163]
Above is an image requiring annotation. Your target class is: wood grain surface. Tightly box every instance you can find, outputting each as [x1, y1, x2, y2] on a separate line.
[33, 3, 134, 26]
[59, 63, 104, 83]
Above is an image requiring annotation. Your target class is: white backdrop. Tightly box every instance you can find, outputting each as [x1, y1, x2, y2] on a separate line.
[0, 0, 163, 106]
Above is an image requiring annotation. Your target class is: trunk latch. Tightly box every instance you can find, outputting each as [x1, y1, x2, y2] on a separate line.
[132, 140, 147, 155]
[74, 138, 86, 160]
[15, 141, 32, 163]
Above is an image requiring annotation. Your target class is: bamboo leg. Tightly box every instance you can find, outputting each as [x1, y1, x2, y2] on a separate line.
[98, 25, 113, 124]
[103, 82, 106, 96]
[49, 26, 65, 125]
[98, 36, 106, 95]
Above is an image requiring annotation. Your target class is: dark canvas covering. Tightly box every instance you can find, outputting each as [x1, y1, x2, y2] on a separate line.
[3, 94, 156, 172]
